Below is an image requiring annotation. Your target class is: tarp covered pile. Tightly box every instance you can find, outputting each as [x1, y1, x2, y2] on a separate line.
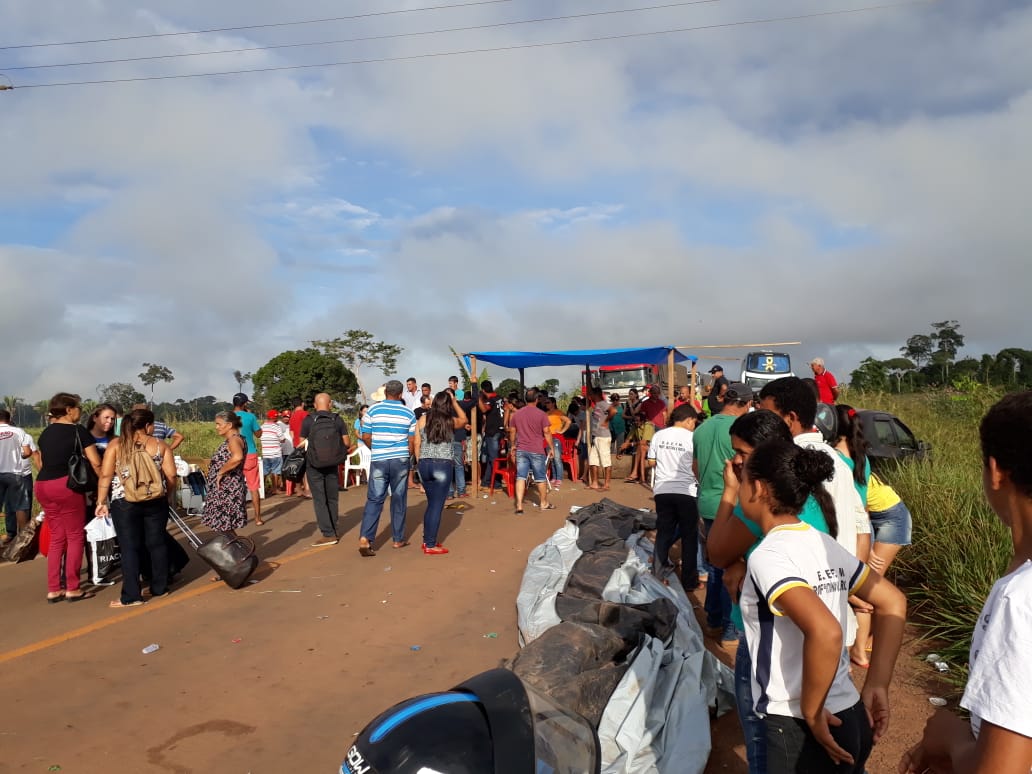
[511, 499, 734, 774]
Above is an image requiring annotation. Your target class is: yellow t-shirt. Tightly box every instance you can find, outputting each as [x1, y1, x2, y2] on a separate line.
[867, 472, 901, 512]
[547, 410, 565, 436]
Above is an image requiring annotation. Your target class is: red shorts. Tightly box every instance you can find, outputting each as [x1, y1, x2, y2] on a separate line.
[243, 453, 260, 491]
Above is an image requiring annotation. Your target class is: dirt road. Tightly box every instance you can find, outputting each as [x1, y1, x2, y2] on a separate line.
[0, 473, 946, 773]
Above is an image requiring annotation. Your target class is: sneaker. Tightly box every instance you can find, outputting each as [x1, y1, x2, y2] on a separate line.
[311, 537, 339, 547]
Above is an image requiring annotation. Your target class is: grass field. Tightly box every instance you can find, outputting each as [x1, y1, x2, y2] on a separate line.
[846, 387, 1012, 688]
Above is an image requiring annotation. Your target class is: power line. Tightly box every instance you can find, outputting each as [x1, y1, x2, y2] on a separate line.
[6, 1, 930, 91]
[1, 0, 722, 72]
[0, 0, 514, 51]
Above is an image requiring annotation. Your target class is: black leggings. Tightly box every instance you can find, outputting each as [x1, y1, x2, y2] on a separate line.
[653, 493, 699, 591]
[765, 700, 873, 774]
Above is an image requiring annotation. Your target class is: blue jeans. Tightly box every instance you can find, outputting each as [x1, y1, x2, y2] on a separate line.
[551, 439, 563, 481]
[360, 458, 410, 544]
[735, 638, 767, 774]
[480, 434, 501, 486]
[450, 441, 466, 496]
[418, 458, 451, 546]
[701, 518, 732, 629]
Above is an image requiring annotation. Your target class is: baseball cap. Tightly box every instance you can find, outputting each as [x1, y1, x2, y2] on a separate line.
[267, 410, 279, 420]
[708, 365, 723, 374]
[232, 392, 249, 406]
[725, 382, 753, 403]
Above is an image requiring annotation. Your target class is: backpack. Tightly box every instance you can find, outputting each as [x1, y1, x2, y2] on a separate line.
[123, 441, 165, 503]
[307, 413, 346, 468]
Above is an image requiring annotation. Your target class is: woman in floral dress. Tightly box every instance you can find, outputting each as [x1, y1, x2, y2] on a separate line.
[203, 411, 247, 537]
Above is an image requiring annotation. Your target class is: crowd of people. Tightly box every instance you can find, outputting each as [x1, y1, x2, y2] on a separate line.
[2, 363, 1030, 772]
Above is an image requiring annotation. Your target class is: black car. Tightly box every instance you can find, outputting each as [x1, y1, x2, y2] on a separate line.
[856, 409, 931, 465]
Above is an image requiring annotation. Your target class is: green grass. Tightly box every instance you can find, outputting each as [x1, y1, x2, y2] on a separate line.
[848, 388, 1012, 688]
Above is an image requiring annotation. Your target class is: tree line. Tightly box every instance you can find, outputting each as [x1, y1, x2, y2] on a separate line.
[849, 320, 1032, 392]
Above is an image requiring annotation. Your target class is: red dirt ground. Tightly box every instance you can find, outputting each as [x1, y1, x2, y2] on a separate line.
[0, 468, 950, 773]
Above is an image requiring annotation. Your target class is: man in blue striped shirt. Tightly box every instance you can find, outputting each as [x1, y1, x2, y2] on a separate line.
[358, 380, 416, 557]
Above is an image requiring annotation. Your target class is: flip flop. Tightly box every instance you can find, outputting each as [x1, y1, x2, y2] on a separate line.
[65, 591, 95, 602]
[47, 594, 64, 604]
[624, 477, 640, 483]
[515, 508, 524, 515]
[850, 656, 870, 669]
[392, 541, 410, 549]
[109, 600, 146, 608]
[359, 544, 376, 557]
[254, 520, 265, 526]
[540, 504, 556, 510]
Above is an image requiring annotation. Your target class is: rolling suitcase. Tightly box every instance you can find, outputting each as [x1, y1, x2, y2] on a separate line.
[167, 508, 258, 589]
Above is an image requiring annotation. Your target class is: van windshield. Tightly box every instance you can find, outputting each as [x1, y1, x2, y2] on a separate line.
[599, 368, 650, 389]
[744, 353, 791, 374]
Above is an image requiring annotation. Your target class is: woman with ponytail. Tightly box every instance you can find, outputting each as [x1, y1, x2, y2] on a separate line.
[95, 408, 178, 607]
[738, 440, 906, 774]
[833, 405, 877, 669]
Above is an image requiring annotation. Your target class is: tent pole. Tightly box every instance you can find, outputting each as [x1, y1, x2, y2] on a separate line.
[690, 360, 698, 407]
[667, 349, 675, 419]
[584, 362, 592, 485]
[519, 367, 525, 393]
[471, 356, 479, 498]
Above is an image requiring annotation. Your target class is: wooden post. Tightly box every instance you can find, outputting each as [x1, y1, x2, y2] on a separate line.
[689, 360, 698, 406]
[584, 363, 592, 481]
[667, 349, 675, 415]
[471, 356, 479, 498]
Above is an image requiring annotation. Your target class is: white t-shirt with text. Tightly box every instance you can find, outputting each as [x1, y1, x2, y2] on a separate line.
[647, 426, 698, 497]
[740, 522, 869, 719]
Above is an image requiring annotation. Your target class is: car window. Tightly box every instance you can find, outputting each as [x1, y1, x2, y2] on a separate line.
[873, 418, 897, 448]
[892, 419, 917, 451]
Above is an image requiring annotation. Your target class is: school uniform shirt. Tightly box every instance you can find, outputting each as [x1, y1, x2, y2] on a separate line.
[960, 559, 1032, 740]
[740, 522, 869, 719]
[794, 432, 863, 556]
[647, 426, 698, 497]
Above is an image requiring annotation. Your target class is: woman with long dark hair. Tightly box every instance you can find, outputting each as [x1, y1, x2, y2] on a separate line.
[737, 440, 905, 774]
[35, 393, 102, 602]
[705, 410, 835, 774]
[86, 403, 118, 455]
[413, 391, 467, 555]
[95, 408, 178, 607]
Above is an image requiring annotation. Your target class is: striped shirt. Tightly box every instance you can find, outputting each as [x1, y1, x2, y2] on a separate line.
[152, 420, 177, 441]
[260, 422, 284, 458]
[361, 400, 416, 462]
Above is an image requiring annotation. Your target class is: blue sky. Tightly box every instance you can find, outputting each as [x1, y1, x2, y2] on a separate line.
[2, 0, 1030, 402]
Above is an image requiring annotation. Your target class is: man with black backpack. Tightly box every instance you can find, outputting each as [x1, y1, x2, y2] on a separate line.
[300, 393, 356, 547]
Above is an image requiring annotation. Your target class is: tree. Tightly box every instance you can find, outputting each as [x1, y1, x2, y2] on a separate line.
[138, 363, 175, 404]
[2, 395, 22, 424]
[34, 399, 49, 427]
[900, 335, 934, 369]
[535, 378, 560, 395]
[252, 348, 359, 409]
[880, 358, 915, 393]
[98, 382, 145, 410]
[497, 378, 523, 398]
[312, 330, 403, 402]
[233, 370, 253, 393]
[849, 357, 889, 392]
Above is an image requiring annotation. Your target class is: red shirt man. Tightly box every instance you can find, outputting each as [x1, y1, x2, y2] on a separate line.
[810, 358, 839, 403]
[289, 399, 308, 446]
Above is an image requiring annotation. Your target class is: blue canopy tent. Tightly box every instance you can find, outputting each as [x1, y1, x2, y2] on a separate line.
[463, 346, 698, 495]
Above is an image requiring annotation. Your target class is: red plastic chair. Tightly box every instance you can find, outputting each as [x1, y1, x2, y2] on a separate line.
[489, 440, 516, 498]
[557, 436, 579, 482]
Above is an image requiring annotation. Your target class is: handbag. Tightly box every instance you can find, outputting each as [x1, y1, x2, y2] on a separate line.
[281, 447, 307, 483]
[66, 429, 97, 494]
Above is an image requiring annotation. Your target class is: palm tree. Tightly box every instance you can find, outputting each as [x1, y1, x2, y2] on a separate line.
[34, 399, 49, 427]
[2, 395, 22, 424]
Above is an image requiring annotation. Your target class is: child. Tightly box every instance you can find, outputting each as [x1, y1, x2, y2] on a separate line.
[737, 440, 906, 773]
[900, 391, 1032, 773]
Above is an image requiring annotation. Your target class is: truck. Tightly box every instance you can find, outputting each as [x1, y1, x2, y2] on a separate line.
[581, 362, 690, 402]
[738, 351, 795, 392]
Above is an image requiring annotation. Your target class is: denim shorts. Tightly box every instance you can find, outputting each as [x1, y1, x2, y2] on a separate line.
[515, 451, 547, 481]
[869, 500, 912, 546]
[262, 455, 283, 476]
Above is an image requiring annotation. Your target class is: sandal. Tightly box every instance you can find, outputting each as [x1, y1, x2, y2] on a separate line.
[540, 504, 556, 510]
[515, 508, 524, 515]
[358, 542, 376, 557]
[254, 519, 265, 526]
[65, 591, 95, 602]
[47, 594, 64, 604]
[109, 600, 146, 608]
[624, 477, 640, 483]
[392, 541, 410, 549]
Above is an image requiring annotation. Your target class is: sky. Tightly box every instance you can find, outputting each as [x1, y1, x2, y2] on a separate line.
[2, 0, 1029, 404]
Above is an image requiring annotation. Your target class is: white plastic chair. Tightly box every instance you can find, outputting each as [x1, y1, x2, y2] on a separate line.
[343, 442, 371, 488]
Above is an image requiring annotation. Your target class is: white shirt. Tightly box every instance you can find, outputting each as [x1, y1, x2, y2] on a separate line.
[20, 435, 37, 476]
[0, 423, 31, 475]
[961, 559, 1032, 740]
[647, 426, 698, 497]
[402, 389, 421, 410]
[794, 432, 863, 558]
[277, 421, 294, 455]
[740, 523, 869, 719]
